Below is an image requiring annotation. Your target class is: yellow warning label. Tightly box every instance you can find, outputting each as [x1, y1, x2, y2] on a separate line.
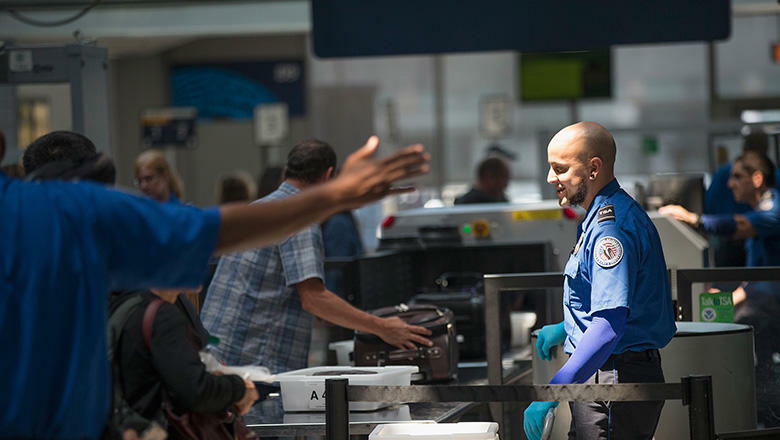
[512, 209, 562, 221]
[472, 219, 490, 238]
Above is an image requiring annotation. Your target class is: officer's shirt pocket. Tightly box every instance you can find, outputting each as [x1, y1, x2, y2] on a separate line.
[564, 255, 590, 311]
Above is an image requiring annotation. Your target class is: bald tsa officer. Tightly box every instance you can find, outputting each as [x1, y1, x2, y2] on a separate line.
[524, 122, 676, 440]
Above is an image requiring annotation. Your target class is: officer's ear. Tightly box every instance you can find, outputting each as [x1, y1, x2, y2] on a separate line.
[751, 170, 764, 189]
[588, 156, 603, 180]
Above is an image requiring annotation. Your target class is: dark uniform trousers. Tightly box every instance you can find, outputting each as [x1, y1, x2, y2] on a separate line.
[568, 349, 664, 440]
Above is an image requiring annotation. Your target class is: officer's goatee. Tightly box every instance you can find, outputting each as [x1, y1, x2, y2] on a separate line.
[560, 181, 587, 207]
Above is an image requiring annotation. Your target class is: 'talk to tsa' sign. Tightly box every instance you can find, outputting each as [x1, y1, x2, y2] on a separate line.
[699, 291, 734, 323]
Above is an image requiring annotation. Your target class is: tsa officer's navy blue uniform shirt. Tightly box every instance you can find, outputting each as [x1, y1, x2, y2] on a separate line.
[0, 174, 220, 439]
[743, 188, 780, 267]
[563, 179, 676, 355]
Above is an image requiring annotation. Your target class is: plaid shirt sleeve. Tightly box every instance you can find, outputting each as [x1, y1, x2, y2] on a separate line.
[279, 223, 325, 287]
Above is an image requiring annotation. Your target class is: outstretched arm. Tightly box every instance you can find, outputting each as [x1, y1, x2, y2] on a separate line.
[296, 278, 432, 350]
[658, 205, 756, 239]
[216, 136, 429, 255]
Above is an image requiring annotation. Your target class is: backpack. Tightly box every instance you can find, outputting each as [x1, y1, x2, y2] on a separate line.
[108, 295, 255, 440]
[106, 293, 168, 440]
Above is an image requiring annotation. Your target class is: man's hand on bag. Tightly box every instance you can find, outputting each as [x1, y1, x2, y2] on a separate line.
[524, 401, 558, 440]
[536, 321, 566, 361]
[377, 316, 433, 350]
[234, 378, 259, 416]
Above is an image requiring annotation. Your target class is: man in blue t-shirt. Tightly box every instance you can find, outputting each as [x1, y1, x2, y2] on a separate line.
[0, 132, 429, 439]
[524, 122, 676, 440]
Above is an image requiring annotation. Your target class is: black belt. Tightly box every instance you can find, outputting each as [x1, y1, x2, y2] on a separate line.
[607, 348, 660, 364]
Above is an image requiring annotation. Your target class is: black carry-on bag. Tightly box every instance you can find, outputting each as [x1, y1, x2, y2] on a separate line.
[354, 304, 459, 382]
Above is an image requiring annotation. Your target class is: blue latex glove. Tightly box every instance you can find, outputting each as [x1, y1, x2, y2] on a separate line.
[536, 321, 566, 361]
[524, 401, 559, 440]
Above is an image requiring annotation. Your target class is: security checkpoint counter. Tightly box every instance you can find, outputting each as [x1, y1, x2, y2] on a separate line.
[243, 359, 532, 436]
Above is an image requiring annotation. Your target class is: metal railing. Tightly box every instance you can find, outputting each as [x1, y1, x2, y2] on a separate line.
[672, 266, 780, 321]
[481, 267, 780, 437]
[483, 272, 563, 436]
[484, 267, 780, 383]
[324, 376, 716, 440]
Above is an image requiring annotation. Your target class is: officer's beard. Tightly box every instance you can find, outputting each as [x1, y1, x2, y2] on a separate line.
[562, 181, 587, 207]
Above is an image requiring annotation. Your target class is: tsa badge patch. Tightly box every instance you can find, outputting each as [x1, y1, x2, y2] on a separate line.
[594, 236, 623, 268]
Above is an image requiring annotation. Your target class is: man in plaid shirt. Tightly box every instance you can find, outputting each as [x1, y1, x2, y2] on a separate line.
[201, 139, 432, 374]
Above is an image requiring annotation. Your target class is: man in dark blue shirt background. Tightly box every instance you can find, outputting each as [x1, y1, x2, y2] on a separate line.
[705, 130, 778, 267]
[454, 157, 510, 204]
[661, 150, 780, 427]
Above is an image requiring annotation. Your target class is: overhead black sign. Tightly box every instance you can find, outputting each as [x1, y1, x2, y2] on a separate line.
[141, 108, 197, 149]
[312, 1, 730, 58]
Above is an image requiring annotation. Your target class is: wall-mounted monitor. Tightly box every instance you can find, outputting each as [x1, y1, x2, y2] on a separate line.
[520, 50, 611, 101]
[170, 60, 304, 120]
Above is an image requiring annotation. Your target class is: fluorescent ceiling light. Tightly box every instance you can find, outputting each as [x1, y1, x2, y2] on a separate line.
[741, 109, 780, 124]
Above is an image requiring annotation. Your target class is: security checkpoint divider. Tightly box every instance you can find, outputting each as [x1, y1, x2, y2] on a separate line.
[324, 376, 716, 440]
[482, 269, 780, 437]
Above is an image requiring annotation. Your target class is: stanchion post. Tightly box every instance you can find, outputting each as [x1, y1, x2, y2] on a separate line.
[682, 375, 715, 440]
[326, 378, 349, 440]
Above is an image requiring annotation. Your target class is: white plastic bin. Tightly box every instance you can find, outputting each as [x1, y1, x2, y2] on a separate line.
[369, 422, 499, 440]
[328, 339, 355, 366]
[275, 365, 419, 412]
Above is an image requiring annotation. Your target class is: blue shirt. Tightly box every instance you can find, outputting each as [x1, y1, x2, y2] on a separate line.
[563, 179, 676, 355]
[743, 189, 780, 267]
[322, 211, 363, 295]
[201, 182, 325, 374]
[0, 175, 220, 438]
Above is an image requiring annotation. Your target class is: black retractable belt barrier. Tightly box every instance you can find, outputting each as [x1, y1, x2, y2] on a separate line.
[682, 375, 716, 440]
[324, 376, 716, 440]
[325, 379, 349, 440]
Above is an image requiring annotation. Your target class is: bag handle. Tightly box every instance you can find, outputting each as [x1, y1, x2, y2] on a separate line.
[373, 303, 440, 317]
[142, 298, 165, 350]
[387, 348, 422, 361]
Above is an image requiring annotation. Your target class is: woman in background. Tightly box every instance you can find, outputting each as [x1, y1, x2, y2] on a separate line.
[134, 150, 184, 203]
[134, 150, 199, 308]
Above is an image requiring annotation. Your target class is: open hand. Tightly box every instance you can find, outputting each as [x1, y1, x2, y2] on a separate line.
[333, 136, 430, 209]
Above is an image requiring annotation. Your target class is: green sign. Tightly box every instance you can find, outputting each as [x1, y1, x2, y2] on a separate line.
[699, 291, 734, 322]
[642, 135, 659, 156]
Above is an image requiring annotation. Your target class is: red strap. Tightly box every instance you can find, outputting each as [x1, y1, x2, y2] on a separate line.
[142, 298, 165, 350]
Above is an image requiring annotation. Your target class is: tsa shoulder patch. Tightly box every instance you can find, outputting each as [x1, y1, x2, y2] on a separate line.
[597, 205, 615, 222]
[594, 236, 623, 268]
